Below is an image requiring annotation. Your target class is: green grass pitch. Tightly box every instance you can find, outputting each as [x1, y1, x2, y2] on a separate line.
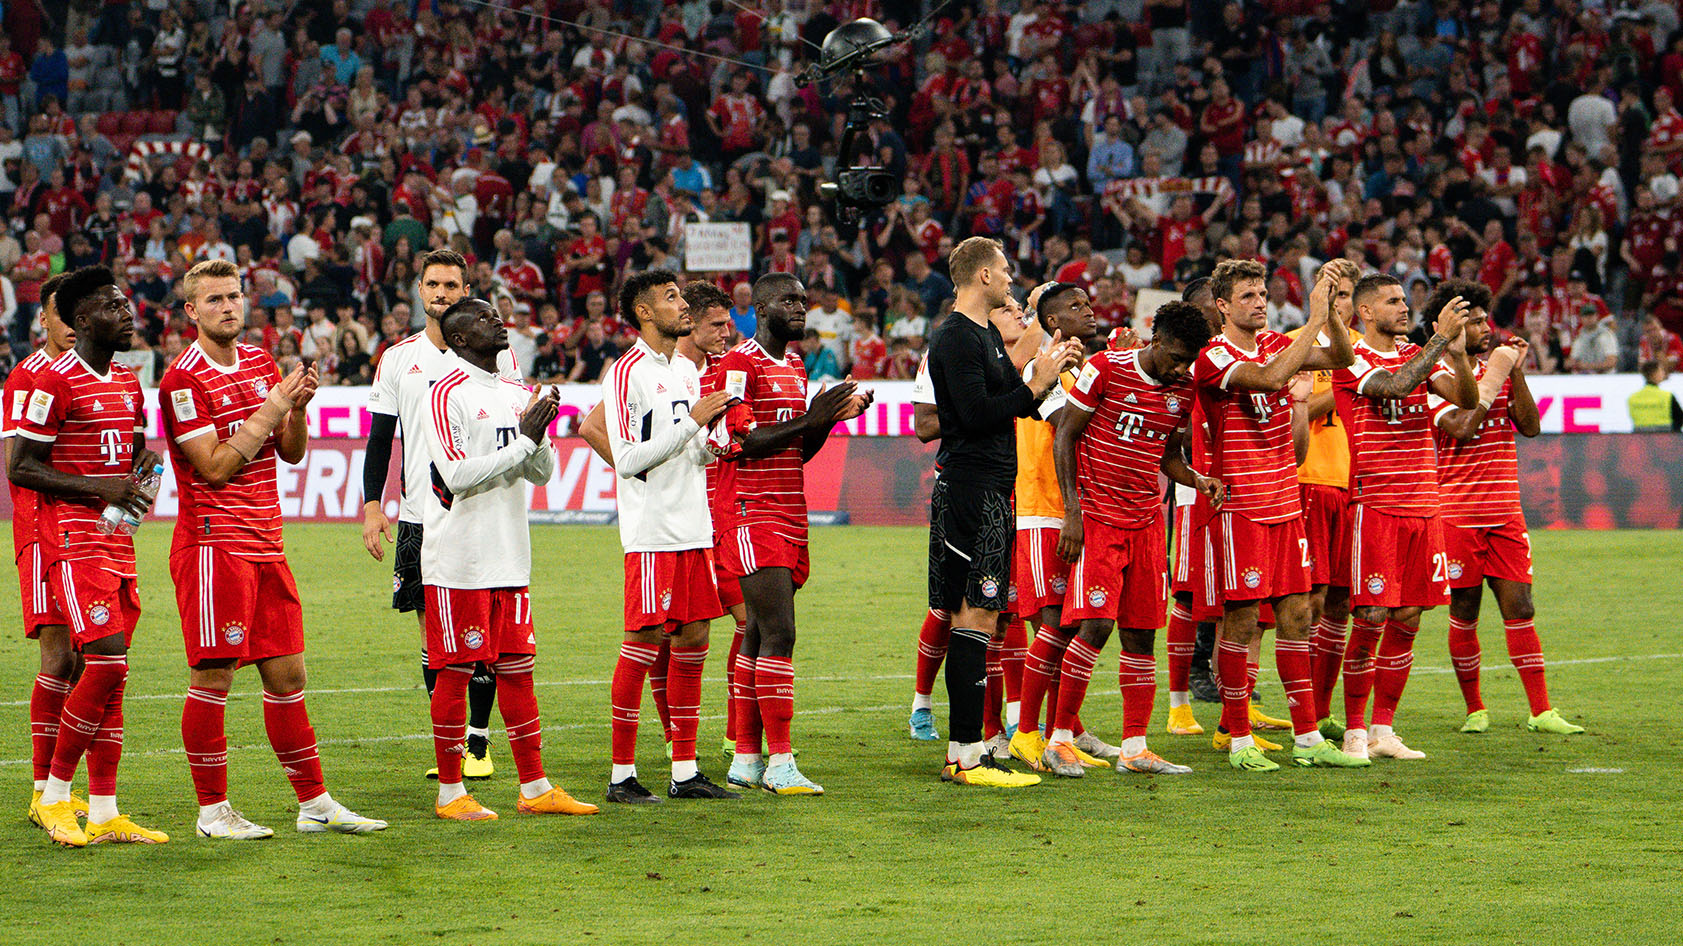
[0, 525, 1678, 946]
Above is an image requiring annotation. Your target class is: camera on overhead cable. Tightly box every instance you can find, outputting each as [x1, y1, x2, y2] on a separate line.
[805, 18, 908, 220]
[819, 167, 900, 213]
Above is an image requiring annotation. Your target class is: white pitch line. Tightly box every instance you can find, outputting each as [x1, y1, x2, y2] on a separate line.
[5, 651, 1676, 710]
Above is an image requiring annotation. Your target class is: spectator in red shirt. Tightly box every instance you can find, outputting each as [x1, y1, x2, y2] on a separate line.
[495, 240, 546, 311]
[706, 70, 765, 166]
[562, 213, 609, 311]
[1640, 314, 1683, 371]
[848, 314, 887, 379]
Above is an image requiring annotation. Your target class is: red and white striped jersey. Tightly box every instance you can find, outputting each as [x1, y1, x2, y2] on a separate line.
[700, 352, 727, 516]
[1065, 347, 1191, 528]
[3, 350, 55, 554]
[159, 342, 288, 561]
[13, 352, 145, 576]
[714, 339, 809, 544]
[1335, 339, 1450, 517]
[1189, 331, 1300, 525]
[422, 361, 553, 589]
[1431, 360, 1523, 528]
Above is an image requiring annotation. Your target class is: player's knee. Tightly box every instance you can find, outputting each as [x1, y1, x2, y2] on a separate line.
[1275, 600, 1312, 638]
[1116, 628, 1153, 654]
[1078, 621, 1114, 648]
[1503, 594, 1535, 622]
[757, 620, 796, 653]
[1392, 607, 1423, 627]
[1352, 605, 1388, 625]
[670, 621, 710, 648]
[192, 665, 237, 692]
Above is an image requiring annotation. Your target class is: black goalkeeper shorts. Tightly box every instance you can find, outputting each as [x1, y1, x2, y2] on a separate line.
[928, 477, 1014, 614]
[392, 520, 425, 613]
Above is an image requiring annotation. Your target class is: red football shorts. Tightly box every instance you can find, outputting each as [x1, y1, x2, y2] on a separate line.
[1443, 516, 1533, 589]
[17, 544, 66, 638]
[1063, 514, 1168, 628]
[171, 546, 304, 667]
[718, 524, 810, 588]
[1301, 483, 1353, 588]
[1216, 512, 1311, 603]
[1012, 526, 1071, 619]
[424, 585, 536, 669]
[624, 548, 725, 631]
[1350, 506, 1450, 608]
[710, 533, 744, 611]
[1171, 504, 1221, 621]
[49, 560, 141, 646]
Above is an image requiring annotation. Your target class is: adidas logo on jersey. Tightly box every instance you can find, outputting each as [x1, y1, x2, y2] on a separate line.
[90, 400, 103, 412]
[408, 364, 423, 374]
[1124, 393, 1138, 404]
[655, 383, 667, 393]
[476, 408, 490, 419]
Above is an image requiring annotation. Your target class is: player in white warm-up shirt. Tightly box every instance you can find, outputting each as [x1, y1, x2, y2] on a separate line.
[360, 250, 519, 779]
[597, 271, 738, 804]
[418, 298, 596, 822]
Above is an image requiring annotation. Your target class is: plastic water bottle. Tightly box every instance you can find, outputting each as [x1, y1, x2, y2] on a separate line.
[97, 463, 166, 536]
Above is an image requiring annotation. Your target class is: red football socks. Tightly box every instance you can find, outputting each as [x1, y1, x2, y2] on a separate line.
[733, 653, 762, 754]
[1166, 604, 1196, 692]
[1342, 618, 1384, 730]
[1370, 620, 1419, 728]
[1118, 650, 1155, 740]
[755, 655, 795, 756]
[1017, 624, 1070, 736]
[1275, 638, 1317, 738]
[1504, 618, 1551, 716]
[649, 641, 672, 742]
[1448, 616, 1484, 713]
[914, 609, 950, 698]
[724, 617, 746, 742]
[264, 687, 325, 804]
[666, 644, 707, 763]
[1309, 615, 1348, 719]
[29, 673, 71, 783]
[182, 686, 229, 806]
[1217, 638, 1252, 739]
[430, 666, 472, 784]
[610, 641, 659, 766]
[1052, 637, 1100, 735]
[490, 655, 545, 785]
[982, 635, 1005, 739]
[50, 653, 126, 791]
[1001, 616, 1026, 704]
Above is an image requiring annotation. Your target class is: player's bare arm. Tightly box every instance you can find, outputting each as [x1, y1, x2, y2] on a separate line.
[1162, 424, 1225, 509]
[1290, 371, 1313, 463]
[1504, 338, 1541, 436]
[360, 412, 397, 560]
[912, 403, 940, 442]
[1362, 297, 1471, 401]
[9, 435, 153, 517]
[1223, 321, 1330, 393]
[177, 364, 313, 487]
[1051, 394, 1094, 564]
[580, 402, 613, 464]
[1436, 343, 1522, 441]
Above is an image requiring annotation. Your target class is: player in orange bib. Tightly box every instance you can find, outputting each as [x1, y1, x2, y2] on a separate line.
[1285, 259, 1362, 740]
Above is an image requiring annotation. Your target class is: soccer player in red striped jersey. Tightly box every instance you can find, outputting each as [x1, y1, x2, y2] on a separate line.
[580, 283, 745, 759]
[1190, 260, 1369, 772]
[1428, 281, 1583, 737]
[1047, 300, 1219, 777]
[162, 260, 387, 839]
[716, 273, 871, 795]
[5, 273, 87, 829]
[1333, 274, 1478, 761]
[8, 266, 168, 845]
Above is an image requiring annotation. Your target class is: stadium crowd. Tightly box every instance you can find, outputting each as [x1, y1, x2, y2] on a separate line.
[1, 0, 1682, 389]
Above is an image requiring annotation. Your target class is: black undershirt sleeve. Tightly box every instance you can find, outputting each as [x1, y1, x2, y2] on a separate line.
[362, 413, 398, 507]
